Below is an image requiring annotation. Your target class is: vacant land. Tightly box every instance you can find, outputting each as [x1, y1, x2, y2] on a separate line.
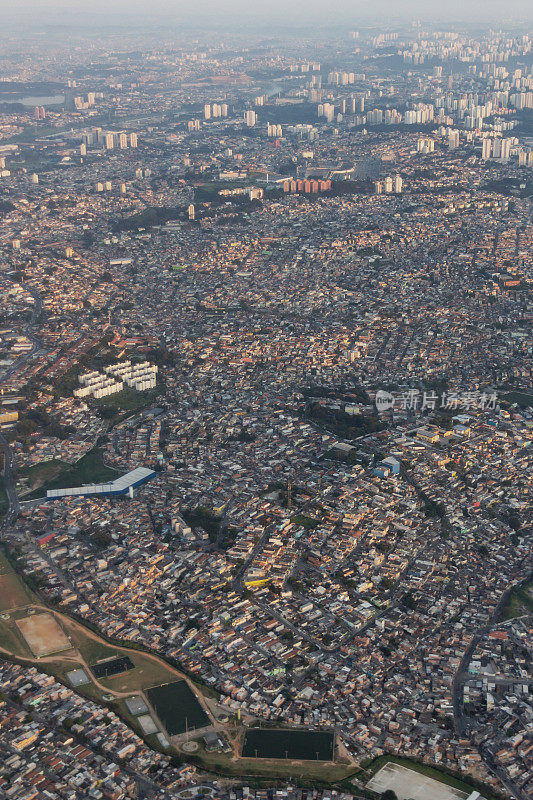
[17, 459, 65, 494]
[503, 581, 533, 619]
[0, 573, 32, 612]
[16, 612, 72, 657]
[146, 680, 210, 736]
[187, 743, 353, 785]
[242, 728, 334, 761]
[93, 386, 161, 418]
[23, 449, 119, 499]
[503, 390, 533, 409]
[59, 616, 120, 663]
[0, 553, 33, 612]
[367, 762, 472, 800]
[0, 619, 31, 658]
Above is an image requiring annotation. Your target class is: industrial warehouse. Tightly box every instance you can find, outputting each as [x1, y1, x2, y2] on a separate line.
[46, 467, 156, 500]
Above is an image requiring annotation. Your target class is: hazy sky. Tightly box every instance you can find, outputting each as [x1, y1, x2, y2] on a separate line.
[5, 0, 533, 27]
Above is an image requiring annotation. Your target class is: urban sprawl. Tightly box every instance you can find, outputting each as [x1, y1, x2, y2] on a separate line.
[0, 18, 531, 800]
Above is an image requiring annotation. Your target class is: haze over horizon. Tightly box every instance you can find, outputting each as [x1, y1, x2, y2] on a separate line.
[4, 0, 533, 29]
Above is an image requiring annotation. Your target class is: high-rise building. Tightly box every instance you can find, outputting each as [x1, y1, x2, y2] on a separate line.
[118, 133, 128, 149]
[500, 138, 511, 163]
[393, 175, 403, 193]
[319, 102, 335, 122]
[482, 139, 492, 160]
[417, 137, 435, 153]
[244, 110, 257, 127]
[129, 133, 138, 148]
[204, 103, 211, 120]
[447, 129, 460, 149]
[104, 133, 114, 150]
[188, 204, 195, 220]
[267, 123, 283, 138]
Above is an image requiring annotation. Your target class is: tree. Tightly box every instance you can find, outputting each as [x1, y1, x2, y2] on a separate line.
[381, 791, 398, 800]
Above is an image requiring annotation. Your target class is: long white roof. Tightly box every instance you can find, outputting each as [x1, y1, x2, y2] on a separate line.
[47, 467, 155, 499]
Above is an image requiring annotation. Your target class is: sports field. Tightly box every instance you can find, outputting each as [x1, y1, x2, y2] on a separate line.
[242, 728, 334, 761]
[16, 612, 72, 657]
[367, 762, 473, 800]
[92, 655, 134, 678]
[146, 680, 210, 736]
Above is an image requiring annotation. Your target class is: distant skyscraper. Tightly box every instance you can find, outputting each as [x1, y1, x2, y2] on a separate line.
[188, 204, 195, 220]
[118, 133, 128, 149]
[104, 133, 114, 150]
[447, 129, 460, 150]
[244, 110, 257, 127]
[482, 139, 492, 160]
[129, 133, 138, 148]
[204, 103, 211, 120]
[499, 138, 511, 163]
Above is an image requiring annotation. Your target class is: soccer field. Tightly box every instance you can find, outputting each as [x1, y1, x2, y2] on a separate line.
[16, 613, 71, 657]
[367, 762, 475, 800]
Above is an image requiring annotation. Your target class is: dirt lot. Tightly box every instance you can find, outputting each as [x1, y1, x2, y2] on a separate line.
[16, 612, 72, 657]
[367, 762, 473, 800]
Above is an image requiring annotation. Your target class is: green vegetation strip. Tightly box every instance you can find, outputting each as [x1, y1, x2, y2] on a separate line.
[0, 476, 8, 518]
[22, 448, 119, 499]
[503, 580, 533, 619]
[92, 386, 162, 419]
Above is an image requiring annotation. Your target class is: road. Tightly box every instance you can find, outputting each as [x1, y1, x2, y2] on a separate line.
[0, 283, 44, 381]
